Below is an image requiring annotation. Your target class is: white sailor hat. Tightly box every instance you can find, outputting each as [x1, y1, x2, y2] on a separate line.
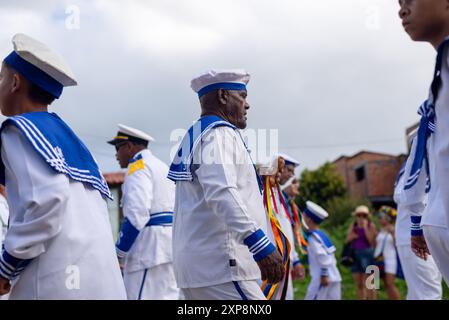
[107, 124, 155, 146]
[303, 201, 329, 224]
[281, 176, 297, 191]
[191, 69, 250, 98]
[277, 153, 300, 167]
[3, 33, 77, 99]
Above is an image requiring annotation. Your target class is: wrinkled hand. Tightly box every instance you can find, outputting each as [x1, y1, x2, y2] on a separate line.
[320, 276, 329, 287]
[268, 157, 285, 185]
[293, 263, 306, 281]
[256, 250, 284, 284]
[0, 277, 11, 296]
[411, 235, 430, 260]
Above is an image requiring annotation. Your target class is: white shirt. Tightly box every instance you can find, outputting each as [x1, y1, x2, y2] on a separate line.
[423, 46, 449, 228]
[120, 149, 175, 273]
[307, 232, 341, 283]
[172, 126, 271, 288]
[0, 125, 126, 299]
[374, 230, 396, 262]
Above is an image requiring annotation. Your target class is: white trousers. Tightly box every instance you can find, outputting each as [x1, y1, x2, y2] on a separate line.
[397, 244, 442, 300]
[181, 280, 266, 300]
[123, 262, 180, 300]
[423, 225, 449, 287]
[305, 280, 341, 300]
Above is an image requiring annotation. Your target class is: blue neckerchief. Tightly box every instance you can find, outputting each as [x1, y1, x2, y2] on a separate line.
[0, 112, 112, 200]
[310, 230, 336, 254]
[405, 37, 449, 193]
[167, 115, 263, 193]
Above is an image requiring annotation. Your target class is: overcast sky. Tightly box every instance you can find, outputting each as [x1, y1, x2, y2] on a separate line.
[0, 0, 436, 174]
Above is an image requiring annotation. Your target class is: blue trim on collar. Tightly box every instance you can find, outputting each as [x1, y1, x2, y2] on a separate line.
[0, 112, 112, 200]
[197, 82, 246, 97]
[4, 51, 63, 98]
[311, 230, 336, 254]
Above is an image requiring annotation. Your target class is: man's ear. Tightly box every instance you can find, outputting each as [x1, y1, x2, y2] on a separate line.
[11, 73, 21, 94]
[217, 89, 228, 105]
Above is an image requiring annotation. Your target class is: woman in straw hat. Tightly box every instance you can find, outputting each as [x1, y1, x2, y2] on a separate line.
[345, 205, 378, 300]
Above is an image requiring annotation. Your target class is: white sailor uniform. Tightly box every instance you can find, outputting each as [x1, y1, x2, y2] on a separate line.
[0, 34, 126, 299]
[394, 161, 442, 300]
[116, 149, 179, 300]
[304, 230, 341, 300]
[168, 115, 274, 300]
[403, 38, 449, 286]
[0, 116, 126, 299]
[302, 202, 341, 300]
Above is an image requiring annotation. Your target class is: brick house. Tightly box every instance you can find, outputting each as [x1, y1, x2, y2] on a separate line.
[332, 151, 407, 207]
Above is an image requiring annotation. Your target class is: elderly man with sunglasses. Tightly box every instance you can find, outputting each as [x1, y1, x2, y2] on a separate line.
[108, 124, 180, 300]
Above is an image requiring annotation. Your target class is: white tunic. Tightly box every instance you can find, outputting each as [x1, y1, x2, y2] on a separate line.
[305, 232, 341, 301]
[394, 153, 443, 299]
[0, 125, 126, 299]
[307, 233, 341, 283]
[120, 149, 175, 273]
[173, 126, 271, 289]
[423, 45, 449, 229]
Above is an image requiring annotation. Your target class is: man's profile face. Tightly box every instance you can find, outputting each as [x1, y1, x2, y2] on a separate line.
[115, 141, 133, 169]
[398, 0, 449, 42]
[225, 90, 249, 129]
[280, 164, 295, 185]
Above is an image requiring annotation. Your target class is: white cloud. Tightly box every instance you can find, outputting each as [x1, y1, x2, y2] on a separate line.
[0, 0, 437, 173]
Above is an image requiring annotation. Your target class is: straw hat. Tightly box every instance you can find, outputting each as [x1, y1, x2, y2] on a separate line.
[352, 205, 371, 217]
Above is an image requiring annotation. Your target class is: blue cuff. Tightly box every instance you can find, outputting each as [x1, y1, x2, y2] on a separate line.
[293, 260, 302, 267]
[320, 268, 329, 277]
[411, 216, 423, 236]
[0, 249, 32, 281]
[115, 218, 140, 257]
[244, 229, 276, 262]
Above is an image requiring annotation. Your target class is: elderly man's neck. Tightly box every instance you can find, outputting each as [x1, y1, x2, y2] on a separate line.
[200, 108, 230, 123]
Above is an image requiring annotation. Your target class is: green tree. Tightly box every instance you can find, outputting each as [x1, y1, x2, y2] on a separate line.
[297, 162, 346, 209]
